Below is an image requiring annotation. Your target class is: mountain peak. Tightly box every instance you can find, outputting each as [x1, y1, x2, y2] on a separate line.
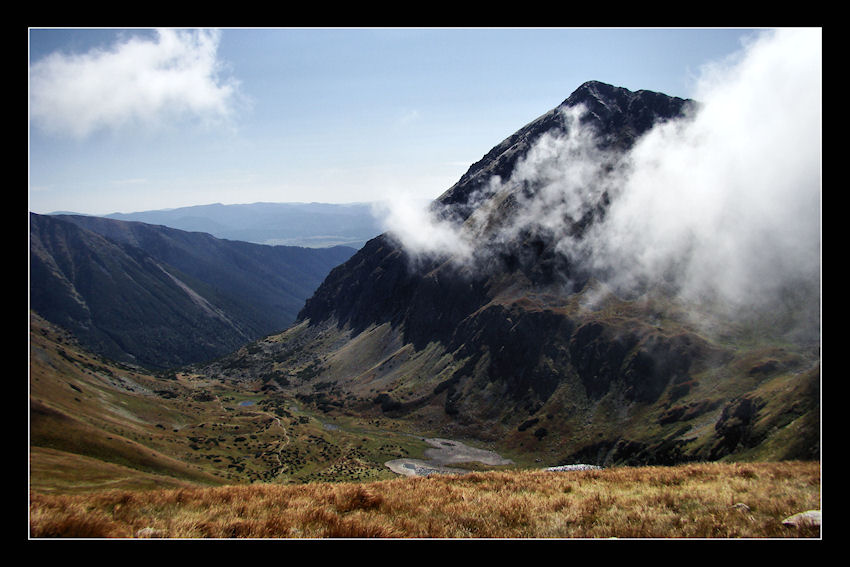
[234, 80, 819, 467]
[433, 80, 692, 221]
[557, 80, 694, 146]
[564, 79, 625, 102]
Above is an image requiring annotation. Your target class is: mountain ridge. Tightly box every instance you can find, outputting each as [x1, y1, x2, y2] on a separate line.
[30, 213, 356, 369]
[200, 80, 819, 467]
[30, 78, 819, 471]
[434, 80, 694, 222]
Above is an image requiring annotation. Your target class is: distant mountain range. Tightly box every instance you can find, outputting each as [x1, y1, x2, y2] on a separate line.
[30, 213, 356, 369]
[63, 202, 385, 249]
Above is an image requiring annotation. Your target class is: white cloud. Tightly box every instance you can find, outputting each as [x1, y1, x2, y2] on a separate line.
[374, 195, 475, 262]
[380, 28, 821, 328]
[29, 29, 243, 139]
[583, 28, 821, 315]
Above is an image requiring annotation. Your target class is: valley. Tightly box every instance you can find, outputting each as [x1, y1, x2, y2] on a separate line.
[28, 313, 821, 538]
[29, 212, 357, 370]
[29, 313, 525, 495]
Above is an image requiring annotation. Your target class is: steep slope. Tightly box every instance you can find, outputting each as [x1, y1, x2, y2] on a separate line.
[30, 213, 356, 369]
[29, 312, 228, 492]
[436, 80, 694, 223]
[198, 80, 820, 467]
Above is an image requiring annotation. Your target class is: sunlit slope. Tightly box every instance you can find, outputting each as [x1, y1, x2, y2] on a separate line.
[29, 313, 450, 494]
[30, 313, 225, 492]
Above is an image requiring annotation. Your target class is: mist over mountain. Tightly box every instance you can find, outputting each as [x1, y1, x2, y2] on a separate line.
[207, 29, 819, 466]
[377, 29, 820, 340]
[29, 28, 820, 472]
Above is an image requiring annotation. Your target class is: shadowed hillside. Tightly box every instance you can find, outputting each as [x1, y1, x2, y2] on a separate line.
[30, 213, 356, 369]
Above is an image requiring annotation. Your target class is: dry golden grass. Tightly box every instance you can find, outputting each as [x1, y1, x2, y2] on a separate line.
[29, 460, 820, 539]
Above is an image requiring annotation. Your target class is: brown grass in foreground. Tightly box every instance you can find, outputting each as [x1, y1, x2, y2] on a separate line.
[29, 461, 820, 539]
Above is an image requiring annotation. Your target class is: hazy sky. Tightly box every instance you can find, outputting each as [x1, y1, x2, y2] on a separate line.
[29, 27, 768, 215]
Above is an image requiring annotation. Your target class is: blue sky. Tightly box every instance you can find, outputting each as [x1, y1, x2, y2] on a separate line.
[29, 27, 765, 215]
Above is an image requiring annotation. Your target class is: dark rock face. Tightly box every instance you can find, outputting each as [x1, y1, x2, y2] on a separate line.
[566, 81, 696, 149]
[448, 305, 576, 403]
[295, 81, 710, 420]
[569, 322, 713, 404]
[709, 395, 767, 459]
[434, 80, 693, 222]
[658, 399, 720, 425]
[569, 321, 636, 399]
[288, 80, 818, 465]
[298, 235, 492, 350]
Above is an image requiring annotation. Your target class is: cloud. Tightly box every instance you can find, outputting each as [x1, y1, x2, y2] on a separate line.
[582, 28, 821, 313]
[380, 28, 821, 329]
[30, 29, 243, 139]
[374, 195, 475, 262]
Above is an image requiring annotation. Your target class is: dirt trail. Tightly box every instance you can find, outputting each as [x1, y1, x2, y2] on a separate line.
[385, 437, 513, 477]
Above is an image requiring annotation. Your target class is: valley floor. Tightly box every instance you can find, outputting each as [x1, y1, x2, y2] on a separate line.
[29, 460, 820, 539]
[386, 436, 514, 477]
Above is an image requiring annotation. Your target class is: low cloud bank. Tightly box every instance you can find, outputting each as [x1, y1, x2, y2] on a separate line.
[378, 29, 821, 330]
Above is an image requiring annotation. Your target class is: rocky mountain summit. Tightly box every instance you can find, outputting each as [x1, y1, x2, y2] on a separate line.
[198, 80, 820, 466]
[435, 80, 694, 223]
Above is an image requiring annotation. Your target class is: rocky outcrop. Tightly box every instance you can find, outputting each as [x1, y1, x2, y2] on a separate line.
[709, 395, 767, 459]
[782, 510, 821, 529]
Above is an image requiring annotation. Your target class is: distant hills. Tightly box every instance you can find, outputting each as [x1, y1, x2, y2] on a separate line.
[30, 213, 356, 369]
[89, 201, 384, 249]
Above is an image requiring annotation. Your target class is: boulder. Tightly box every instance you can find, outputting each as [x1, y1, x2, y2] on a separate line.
[782, 510, 821, 529]
[135, 527, 162, 538]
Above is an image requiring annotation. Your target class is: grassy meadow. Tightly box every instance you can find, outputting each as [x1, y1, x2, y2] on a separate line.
[30, 460, 820, 539]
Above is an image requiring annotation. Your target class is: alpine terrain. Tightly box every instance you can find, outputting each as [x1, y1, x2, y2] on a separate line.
[29, 79, 821, 538]
[195, 81, 821, 468]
